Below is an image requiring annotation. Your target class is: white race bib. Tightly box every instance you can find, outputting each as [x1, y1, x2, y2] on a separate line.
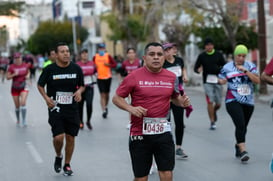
[166, 66, 182, 77]
[84, 75, 92, 85]
[142, 117, 171, 135]
[206, 74, 218, 84]
[56, 91, 73, 104]
[237, 84, 251, 96]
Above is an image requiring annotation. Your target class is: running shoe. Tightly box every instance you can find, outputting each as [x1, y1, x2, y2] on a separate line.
[54, 156, 62, 173]
[235, 144, 240, 158]
[102, 108, 108, 118]
[63, 164, 73, 176]
[210, 122, 216, 130]
[176, 148, 188, 159]
[86, 122, 93, 130]
[240, 151, 250, 162]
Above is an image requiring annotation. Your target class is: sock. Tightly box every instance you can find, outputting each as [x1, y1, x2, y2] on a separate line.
[15, 108, 20, 123]
[20, 106, 27, 125]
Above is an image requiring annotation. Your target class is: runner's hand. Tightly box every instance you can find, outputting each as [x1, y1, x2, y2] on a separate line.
[73, 91, 82, 102]
[46, 97, 55, 108]
[128, 106, 147, 118]
[181, 95, 191, 108]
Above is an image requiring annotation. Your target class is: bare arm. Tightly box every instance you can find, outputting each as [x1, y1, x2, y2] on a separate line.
[236, 65, 260, 84]
[112, 94, 147, 118]
[73, 86, 85, 102]
[261, 72, 273, 85]
[6, 71, 17, 80]
[37, 85, 55, 108]
[218, 78, 227, 85]
[182, 67, 189, 83]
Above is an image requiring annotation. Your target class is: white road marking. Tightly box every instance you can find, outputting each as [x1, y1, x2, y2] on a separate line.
[26, 142, 43, 164]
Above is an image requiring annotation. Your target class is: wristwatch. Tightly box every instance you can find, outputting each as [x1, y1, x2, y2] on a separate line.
[244, 70, 248, 73]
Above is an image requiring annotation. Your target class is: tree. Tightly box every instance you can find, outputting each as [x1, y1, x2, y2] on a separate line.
[101, 13, 147, 50]
[0, 1, 25, 17]
[26, 21, 88, 55]
[257, 0, 267, 94]
[0, 25, 8, 52]
[194, 25, 258, 55]
[188, 0, 245, 49]
[103, 0, 152, 54]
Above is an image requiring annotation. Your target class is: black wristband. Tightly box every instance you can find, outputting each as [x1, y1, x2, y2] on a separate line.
[244, 70, 248, 73]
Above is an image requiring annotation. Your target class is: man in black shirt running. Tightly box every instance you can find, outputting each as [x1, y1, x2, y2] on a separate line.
[37, 42, 85, 176]
[194, 37, 226, 130]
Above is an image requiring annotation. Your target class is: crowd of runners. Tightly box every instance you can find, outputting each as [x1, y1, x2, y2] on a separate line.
[1, 38, 271, 180]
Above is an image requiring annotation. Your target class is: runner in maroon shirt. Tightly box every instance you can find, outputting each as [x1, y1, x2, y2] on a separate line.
[6, 52, 30, 127]
[76, 48, 96, 130]
[120, 48, 142, 129]
[112, 42, 190, 181]
[121, 48, 142, 77]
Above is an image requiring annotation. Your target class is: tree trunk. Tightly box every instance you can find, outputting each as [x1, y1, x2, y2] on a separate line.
[258, 0, 268, 94]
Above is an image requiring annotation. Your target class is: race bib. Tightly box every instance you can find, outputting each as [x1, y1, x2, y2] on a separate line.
[237, 84, 251, 96]
[84, 75, 92, 85]
[142, 117, 171, 135]
[166, 66, 182, 77]
[84, 75, 96, 85]
[206, 74, 218, 84]
[56, 91, 73, 104]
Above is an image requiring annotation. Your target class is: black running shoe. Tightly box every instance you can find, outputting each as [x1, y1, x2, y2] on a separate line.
[240, 151, 250, 162]
[102, 108, 108, 118]
[235, 145, 240, 158]
[86, 122, 93, 130]
[63, 164, 73, 176]
[54, 156, 62, 173]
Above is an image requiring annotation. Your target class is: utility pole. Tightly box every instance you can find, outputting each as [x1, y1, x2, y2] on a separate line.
[258, 0, 267, 94]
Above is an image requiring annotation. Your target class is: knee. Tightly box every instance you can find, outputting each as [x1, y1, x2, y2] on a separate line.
[65, 134, 75, 143]
[54, 134, 64, 143]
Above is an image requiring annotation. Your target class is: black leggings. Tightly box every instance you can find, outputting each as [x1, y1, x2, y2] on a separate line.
[226, 101, 254, 144]
[79, 86, 94, 123]
[170, 102, 185, 146]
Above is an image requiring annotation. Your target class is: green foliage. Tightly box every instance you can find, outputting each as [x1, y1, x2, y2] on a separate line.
[194, 25, 258, 55]
[236, 24, 258, 50]
[26, 20, 88, 54]
[0, 25, 8, 48]
[0, 2, 25, 17]
[101, 13, 148, 46]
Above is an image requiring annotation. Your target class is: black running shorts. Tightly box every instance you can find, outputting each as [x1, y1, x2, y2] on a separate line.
[129, 132, 175, 177]
[48, 111, 80, 137]
[97, 78, 112, 93]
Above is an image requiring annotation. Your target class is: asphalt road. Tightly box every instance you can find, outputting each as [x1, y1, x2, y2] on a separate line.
[1, 74, 273, 181]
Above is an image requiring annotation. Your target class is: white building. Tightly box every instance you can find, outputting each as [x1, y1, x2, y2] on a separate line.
[0, 1, 52, 55]
[53, 0, 111, 56]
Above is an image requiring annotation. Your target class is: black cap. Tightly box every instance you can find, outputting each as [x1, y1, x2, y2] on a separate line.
[98, 43, 106, 48]
[204, 37, 214, 46]
[80, 48, 88, 53]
